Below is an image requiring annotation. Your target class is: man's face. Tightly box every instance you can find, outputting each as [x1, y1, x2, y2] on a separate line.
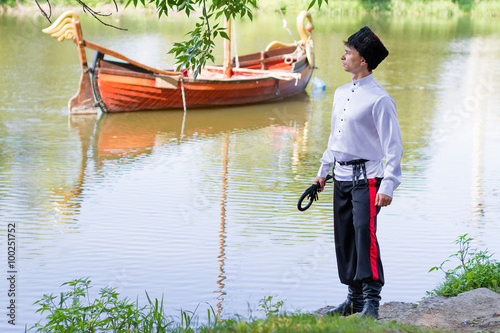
[340, 45, 365, 74]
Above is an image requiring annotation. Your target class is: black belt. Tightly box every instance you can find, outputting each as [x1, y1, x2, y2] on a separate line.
[334, 159, 369, 186]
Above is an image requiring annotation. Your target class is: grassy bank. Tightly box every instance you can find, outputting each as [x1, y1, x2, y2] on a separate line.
[266, 0, 500, 17]
[30, 278, 440, 333]
[30, 235, 499, 332]
[1, 0, 500, 17]
[428, 234, 500, 297]
[198, 312, 441, 333]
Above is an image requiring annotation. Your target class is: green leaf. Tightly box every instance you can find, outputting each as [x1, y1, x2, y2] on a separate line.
[215, 10, 224, 20]
[307, 0, 316, 10]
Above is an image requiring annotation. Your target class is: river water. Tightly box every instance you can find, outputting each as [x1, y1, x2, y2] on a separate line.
[1, 9, 500, 331]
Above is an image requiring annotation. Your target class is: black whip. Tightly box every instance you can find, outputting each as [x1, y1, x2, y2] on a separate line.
[297, 174, 333, 211]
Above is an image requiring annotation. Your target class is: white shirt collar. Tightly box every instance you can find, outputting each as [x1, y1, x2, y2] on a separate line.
[351, 73, 375, 88]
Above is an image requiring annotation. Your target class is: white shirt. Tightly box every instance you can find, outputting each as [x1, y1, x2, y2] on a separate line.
[317, 74, 403, 197]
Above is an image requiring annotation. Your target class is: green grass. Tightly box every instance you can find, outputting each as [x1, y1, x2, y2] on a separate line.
[30, 279, 442, 333]
[201, 313, 442, 333]
[428, 234, 500, 297]
[431, 261, 500, 297]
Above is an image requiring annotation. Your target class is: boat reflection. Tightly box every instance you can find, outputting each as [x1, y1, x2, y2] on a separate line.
[68, 93, 311, 165]
[51, 95, 313, 313]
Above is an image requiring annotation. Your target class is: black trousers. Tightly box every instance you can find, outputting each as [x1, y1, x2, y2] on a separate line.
[333, 178, 385, 286]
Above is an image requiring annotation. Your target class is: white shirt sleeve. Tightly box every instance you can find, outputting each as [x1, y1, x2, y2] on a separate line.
[372, 95, 403, 197]
[317, 138, 335, 177]
[317, 93, 338, 178]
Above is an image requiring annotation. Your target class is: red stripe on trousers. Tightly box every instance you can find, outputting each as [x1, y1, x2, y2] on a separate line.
[368, 178, 379, 281]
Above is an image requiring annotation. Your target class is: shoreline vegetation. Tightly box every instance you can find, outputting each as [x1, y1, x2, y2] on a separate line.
[29, 235, 500, 332]
[29, 277, 443, 333]
[1, 0, 500, 17]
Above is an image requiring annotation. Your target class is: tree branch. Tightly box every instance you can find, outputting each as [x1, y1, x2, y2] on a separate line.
[34, 0, 52, 22]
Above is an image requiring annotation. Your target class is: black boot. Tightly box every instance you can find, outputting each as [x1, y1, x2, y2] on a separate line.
[361, 280, 382, 320]
[327, 284, 364, 316]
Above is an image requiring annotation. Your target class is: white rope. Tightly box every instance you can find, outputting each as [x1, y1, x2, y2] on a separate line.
[204, 65, 302, 82]
[267, 72, 301, 83]
[180, 78, 187, 140]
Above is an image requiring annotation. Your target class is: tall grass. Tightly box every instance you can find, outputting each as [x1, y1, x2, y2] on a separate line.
[31, 279, 442, 333]
[429, 234, 500, 297]
[30, 278, 176, 332]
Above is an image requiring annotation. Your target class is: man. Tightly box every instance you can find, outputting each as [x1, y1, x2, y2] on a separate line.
[314, 26, 403, 319]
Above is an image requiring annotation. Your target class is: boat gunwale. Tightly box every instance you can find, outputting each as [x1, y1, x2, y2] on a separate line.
[96, 56, 308, 84]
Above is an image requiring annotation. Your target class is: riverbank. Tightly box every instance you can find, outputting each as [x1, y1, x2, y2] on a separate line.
[269, 0, 500, 17]
[1, 0, 500, 17]
[379, 288, 500, 332]
[317, 288, 500, 332]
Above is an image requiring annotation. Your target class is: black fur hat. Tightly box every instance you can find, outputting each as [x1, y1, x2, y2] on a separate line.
[346, 26, 389, 70]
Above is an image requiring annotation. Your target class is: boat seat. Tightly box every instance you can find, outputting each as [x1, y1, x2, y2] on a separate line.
[232, 45, 301, 70]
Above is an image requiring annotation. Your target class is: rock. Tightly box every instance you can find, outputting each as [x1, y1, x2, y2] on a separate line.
[315, 305, 337, 317]
[379, 288, 500, 332]
[316, 305, 337, 316]
[315, 289, 500, 332]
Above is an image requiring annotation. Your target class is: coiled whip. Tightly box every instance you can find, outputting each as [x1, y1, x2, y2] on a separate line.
[297, 174, 333, 211]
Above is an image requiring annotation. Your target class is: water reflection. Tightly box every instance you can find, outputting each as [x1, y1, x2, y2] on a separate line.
[56, 93, 312, 210]
[57, 96, 313, 314]
[423, 33, 499, 236]
[462, 36, 498, 223]
[468, 38, 486, 222]
[83, 95, 310, 158]
[216, 132, 229, 315]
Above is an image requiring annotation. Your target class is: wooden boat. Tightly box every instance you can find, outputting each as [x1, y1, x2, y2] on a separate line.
[43, 10, 315, 114]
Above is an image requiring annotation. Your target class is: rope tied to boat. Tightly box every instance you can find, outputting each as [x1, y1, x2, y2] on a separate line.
[180, 78, 187, 139]
[269, 72, 302, 84]
[297, 174, 333, 211]
[232, 17, 240, 68]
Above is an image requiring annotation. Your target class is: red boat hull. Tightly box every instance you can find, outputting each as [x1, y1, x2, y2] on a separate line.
[92, 46, 314, 113]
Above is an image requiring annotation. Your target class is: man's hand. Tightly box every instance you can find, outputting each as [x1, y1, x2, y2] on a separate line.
[314, 176, 326, 192]
[375, 193, 392, 207]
